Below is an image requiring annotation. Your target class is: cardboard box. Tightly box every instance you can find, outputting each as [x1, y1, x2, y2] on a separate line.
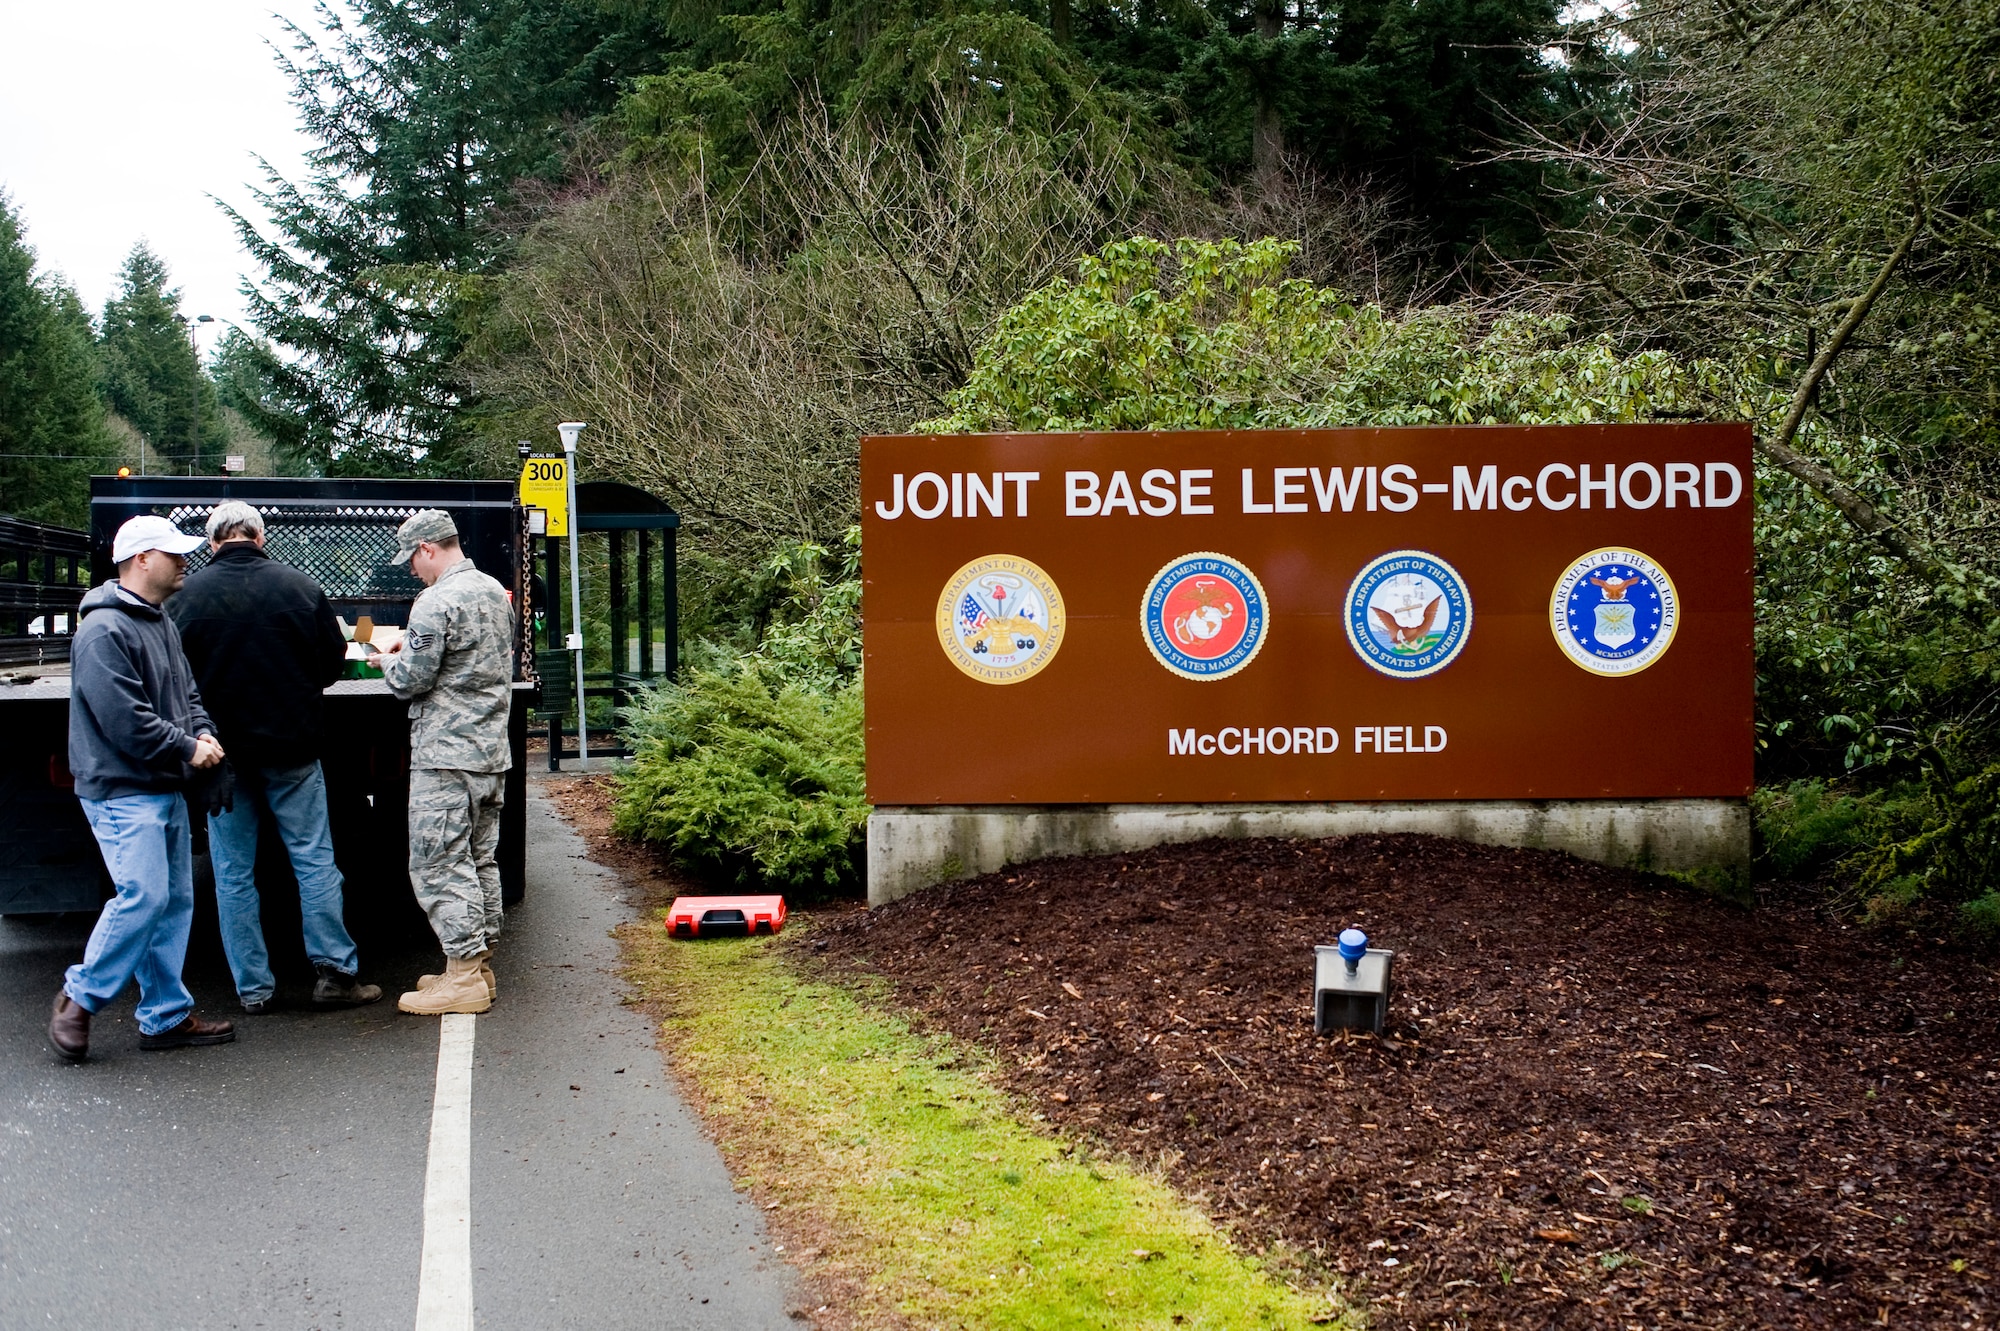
[338, 616, 403, 678]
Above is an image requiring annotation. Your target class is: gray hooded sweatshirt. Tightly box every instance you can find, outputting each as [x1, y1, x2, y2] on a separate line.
[68, 581, 214, 801]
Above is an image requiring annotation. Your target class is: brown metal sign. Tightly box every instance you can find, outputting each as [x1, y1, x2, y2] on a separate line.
[862, 425, 1753, 804]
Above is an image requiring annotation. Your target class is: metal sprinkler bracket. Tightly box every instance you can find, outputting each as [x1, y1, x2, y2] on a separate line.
[1313, 928, 1395, 1035]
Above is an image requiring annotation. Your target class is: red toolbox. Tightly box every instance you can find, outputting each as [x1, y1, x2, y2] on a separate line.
[665, 894, 786, 938]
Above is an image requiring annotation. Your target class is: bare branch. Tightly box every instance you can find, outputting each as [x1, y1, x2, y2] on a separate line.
[1757, 216, 1934, 569]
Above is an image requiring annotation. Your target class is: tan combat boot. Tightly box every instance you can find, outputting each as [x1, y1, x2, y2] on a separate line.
[414, 951, 496, 1000]
[398, 956, 492, 1015]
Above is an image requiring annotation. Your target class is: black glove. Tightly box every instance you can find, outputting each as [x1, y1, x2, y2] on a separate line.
[189, 757, 237, 818]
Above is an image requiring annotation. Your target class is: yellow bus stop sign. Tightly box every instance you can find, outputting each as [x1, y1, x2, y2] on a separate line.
[519, 455, 569, 536]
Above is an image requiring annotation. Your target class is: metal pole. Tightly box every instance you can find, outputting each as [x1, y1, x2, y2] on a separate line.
[558, 422, 588, 770]
[637, 529, 652, 681]
[187, 315, 213, 471]
[544, 533, 562, 771]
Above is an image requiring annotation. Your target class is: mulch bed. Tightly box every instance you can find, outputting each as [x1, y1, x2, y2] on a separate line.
[807, 835, 1999, 1330]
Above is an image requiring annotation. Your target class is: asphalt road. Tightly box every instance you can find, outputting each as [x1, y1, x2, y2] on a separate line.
[0, 775, 798, 1330]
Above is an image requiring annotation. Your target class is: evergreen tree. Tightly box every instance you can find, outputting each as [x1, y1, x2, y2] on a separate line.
[620, 0, 1562, 254]
[1071, 0, 1565, 252]
[226, 0, 669, 476]
[208, 326, 310, 469]
[97, 244, 223, 474]
[0, 194, 112, 527]
[620, 0, 1136, 171]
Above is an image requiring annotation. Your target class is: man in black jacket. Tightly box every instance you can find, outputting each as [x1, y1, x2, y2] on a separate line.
[170, 501, 381, 1012]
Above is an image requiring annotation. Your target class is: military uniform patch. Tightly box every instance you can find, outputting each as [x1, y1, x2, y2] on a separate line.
[380, 558, 514, 772]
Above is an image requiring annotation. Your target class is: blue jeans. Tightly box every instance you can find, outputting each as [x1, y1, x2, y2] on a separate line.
[207, 761, 359, 1004]
[66, 792, 196, 1037]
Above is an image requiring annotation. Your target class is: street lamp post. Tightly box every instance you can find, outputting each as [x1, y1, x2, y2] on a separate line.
[185, 314, 214, 473]
[557, 422, 589, 770]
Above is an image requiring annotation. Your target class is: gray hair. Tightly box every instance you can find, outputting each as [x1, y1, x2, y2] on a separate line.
[206, 500, 266, 544]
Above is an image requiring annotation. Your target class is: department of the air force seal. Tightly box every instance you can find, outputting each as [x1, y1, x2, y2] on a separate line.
[935, 554, 1066, 684]
[1140, 552, 1269, 681]
[1344, 550, 1472, 679]
[1550, 547, 1679, 677]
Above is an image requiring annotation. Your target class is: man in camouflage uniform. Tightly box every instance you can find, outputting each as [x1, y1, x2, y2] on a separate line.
[378, 510, 514, 1015]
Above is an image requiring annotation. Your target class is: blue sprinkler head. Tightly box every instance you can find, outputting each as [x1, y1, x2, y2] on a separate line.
[1338, 927, 1368, 975]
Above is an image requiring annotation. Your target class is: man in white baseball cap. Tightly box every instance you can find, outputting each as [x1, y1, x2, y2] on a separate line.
[48, 515, 236, 1061]
[111, 514, 205, 566]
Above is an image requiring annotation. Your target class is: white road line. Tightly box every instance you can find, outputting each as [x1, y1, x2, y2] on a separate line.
[415, 1013, 477, 1331]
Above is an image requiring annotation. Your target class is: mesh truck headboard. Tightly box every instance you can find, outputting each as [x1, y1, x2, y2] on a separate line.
[88, 477, 526, 677]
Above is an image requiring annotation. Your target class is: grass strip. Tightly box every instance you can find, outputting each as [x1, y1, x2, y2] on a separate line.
[623, 918, 1348, 1330]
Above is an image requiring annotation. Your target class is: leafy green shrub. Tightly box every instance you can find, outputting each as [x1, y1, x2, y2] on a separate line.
[755, 529, 862, 693]
[611, 526, 866, 895]
[918, 236, 1746, 434]
[613, 667, 866, 894]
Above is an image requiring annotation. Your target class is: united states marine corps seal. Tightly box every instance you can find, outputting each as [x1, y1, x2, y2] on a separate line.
[1550, 547, 1679, 677]
[1345, 550, 1472, 679]
[1141, 552, 1269, 681]
[936, 555, 1066, 684]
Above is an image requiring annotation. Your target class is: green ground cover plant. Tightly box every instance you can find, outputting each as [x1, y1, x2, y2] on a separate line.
[613, 534, 867, 894]
[1752, 779, 1927, 881]
[622, 919, 1347, 1330]
[1753, 773, 2000, 937]
[1850, 763, 2000, 938]
[612, 667, 865, 893]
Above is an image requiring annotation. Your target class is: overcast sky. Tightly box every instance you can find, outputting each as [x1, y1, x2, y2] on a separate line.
[0, 1, 328, 350]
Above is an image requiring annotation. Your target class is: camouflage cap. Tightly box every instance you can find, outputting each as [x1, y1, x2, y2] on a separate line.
[390, 509, 459, 564]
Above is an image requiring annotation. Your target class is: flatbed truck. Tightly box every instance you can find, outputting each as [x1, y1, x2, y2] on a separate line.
[0, 478, 537, 930]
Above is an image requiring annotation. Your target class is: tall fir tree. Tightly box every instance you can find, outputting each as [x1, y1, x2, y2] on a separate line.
[206, 326, 310, 467]
[97, 244, 223, 475]
[0, 194, 113, 528]
[620, 0, 1135, 169]
[618, 0, 1564, 256]
[227, 0, 669, 475]
[1072, 0, 1566, 253]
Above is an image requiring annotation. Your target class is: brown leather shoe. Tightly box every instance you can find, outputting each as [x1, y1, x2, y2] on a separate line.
[138, 1012, 236, 1051]
[49, 992, 89, 1062]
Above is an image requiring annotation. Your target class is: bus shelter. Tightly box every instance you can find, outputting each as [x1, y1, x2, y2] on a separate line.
[534, 481, 679, 769]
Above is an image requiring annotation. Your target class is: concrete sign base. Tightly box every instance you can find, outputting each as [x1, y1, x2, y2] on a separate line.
[866, 799, 1750, 907]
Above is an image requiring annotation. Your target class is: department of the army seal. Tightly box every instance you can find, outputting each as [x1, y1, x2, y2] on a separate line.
[1140, 552, 1269, 681]
[935, 554, 1067, 684]
[1550, 547, 1679, 677]
[1344, 549, 1473, 679]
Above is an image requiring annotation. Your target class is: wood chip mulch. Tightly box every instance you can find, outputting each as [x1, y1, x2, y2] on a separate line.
[807, 834, 1999, 1329]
